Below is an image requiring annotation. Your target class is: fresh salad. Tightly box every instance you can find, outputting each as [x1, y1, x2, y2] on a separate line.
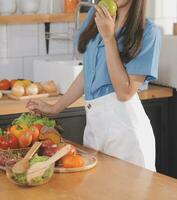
[11, 154, 53, 186]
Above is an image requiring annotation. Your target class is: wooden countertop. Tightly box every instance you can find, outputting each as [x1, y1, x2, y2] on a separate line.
[0, 85, 173, 115]
[0, 145, 177, 200]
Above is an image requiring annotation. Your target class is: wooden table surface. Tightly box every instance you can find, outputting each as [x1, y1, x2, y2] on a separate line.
[0, 85, 173, 115]
[0, 146, 177, 200]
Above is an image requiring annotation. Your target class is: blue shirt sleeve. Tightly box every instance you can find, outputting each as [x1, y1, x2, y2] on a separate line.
[125, 21, 161, 82]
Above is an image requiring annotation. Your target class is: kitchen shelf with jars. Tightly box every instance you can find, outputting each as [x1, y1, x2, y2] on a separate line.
[0, 0, 87, 24]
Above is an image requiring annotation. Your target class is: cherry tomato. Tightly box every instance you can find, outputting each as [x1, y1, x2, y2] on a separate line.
[0, 79, 10, 90]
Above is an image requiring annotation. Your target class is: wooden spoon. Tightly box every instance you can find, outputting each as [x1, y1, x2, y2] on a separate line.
[12, 141, 42, 174]
[26, 144, 71, 183]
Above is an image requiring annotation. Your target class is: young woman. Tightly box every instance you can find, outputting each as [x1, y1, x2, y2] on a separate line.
[27, 0, 161, 171]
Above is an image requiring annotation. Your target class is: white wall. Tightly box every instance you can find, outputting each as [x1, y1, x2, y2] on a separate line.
[0, 0, 177, 81]
[146, 0, 177, 35]
[0, 0, 74, 80]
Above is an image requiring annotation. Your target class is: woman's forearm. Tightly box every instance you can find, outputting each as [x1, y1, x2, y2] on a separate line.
[104, 37, 132, 100]
[52, 70, 84, 113]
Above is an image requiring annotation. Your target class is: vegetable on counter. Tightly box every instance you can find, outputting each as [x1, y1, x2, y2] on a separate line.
[42, 80, 58, 93]
[61, 154, 84, 168]
[11, 84, 25, 97]
[18, 132, 32, 148]
[0, 79, 11, 90]
[29, 126, 40, 142]
[12, 113, 56, 128]
[25, 83, 40, 96]
[40, 140, 60, 157]
[10, 124, 28, 138]
[0, 130, 19, 150]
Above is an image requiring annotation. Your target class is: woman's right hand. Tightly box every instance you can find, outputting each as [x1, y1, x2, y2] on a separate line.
[26, 100, 56, 116]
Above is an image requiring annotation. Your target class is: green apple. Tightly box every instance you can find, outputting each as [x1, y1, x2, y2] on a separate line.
[98, 0, 117, 16]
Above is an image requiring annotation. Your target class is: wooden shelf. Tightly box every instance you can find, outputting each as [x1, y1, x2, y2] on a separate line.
[0, 13, 87, 24]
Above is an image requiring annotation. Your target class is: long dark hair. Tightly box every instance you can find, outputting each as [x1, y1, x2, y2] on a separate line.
[78, 0, 147, 63]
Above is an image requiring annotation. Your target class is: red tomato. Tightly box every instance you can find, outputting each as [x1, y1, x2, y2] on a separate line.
[0, 79, 10, 90]
[34, 124, 43, 132]
[18, 132, 32, 148]
[29, 126, 40, 142]
[0, 131, 19, 150]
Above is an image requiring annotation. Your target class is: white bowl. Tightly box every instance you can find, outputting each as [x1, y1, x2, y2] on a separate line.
[0, 0, 17, 16]
[19, 0, 40, 14]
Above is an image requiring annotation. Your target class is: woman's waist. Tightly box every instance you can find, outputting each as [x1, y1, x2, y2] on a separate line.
[84, 84, 114, 101]
[84, 92, 150, 129]
[84, 91, 140, 112]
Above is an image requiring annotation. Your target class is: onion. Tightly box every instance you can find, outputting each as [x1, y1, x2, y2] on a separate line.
[42, 81, 58, 93]
[35, 82, 43, 94]
[26, 83, 39, 96]
[12, 85, 25, 97]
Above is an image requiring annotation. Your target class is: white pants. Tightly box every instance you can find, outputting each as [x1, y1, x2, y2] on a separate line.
[84, 92, 156, 171]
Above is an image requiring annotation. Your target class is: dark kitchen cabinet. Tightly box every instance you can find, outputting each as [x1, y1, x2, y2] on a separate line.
[0, 91, 176, 178]
[167, 91, 177, 179]
[142, 98, 170, 176]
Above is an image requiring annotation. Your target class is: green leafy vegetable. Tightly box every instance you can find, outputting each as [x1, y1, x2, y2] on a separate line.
[29, 154, 49, 166]
[12, 113, 56, 128]
[12, 173, 27, 185]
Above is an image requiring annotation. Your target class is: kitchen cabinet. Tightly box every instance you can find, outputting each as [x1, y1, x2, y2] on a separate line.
[142, 97, 170, 176]
[168, 90, 177, 178]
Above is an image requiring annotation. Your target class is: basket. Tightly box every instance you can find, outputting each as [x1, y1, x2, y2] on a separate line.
[0, 147, 30, 167]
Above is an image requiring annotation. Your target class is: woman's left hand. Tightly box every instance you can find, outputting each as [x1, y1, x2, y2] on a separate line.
[95, 5, 115, 42]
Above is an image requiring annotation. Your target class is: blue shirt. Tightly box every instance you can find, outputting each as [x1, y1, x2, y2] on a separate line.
[79, 9, 161, 100]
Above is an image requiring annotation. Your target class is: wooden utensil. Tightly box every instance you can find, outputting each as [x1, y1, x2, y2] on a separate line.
[12, 142, 42, 174]
[26, 144, 71, 183]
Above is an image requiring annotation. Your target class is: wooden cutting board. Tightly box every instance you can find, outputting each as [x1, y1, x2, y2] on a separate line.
[7, 92, 59, 100]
